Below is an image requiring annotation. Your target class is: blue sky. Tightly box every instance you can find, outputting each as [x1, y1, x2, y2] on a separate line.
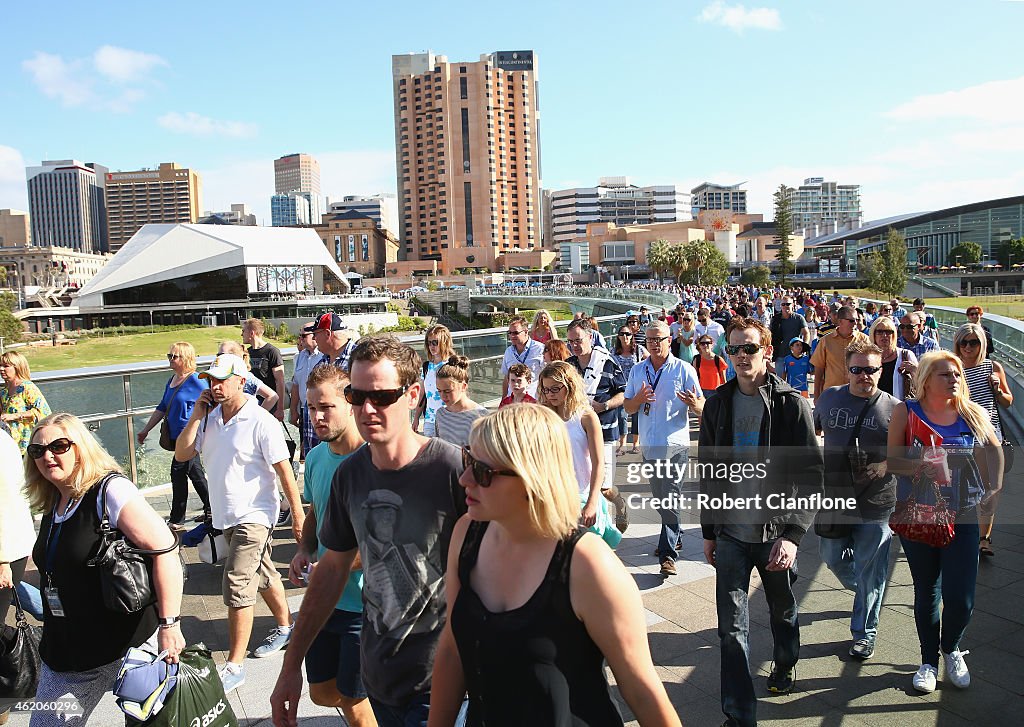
[2, 0, 1023, 228]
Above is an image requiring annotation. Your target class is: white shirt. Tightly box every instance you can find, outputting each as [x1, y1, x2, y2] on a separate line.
[696, 320, 725, 344]
[291, 347, 319, 404]
[501, 338, 546, 395]
[194, 396, 289, 530]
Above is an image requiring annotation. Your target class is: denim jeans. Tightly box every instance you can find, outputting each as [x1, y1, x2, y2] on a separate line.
[369, 693, 467, 727]
[715, 534, 800, 727]
[900, 521, 980, 668]
[169, 454, 211, 524]
[645, 449, 687, 560]
[818, 519, 893, 642]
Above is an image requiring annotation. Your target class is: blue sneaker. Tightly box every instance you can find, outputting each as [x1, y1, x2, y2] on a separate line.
[276, 509, 293, 527]
[218, 664, 245, 693]
[253, 625, 292, 658]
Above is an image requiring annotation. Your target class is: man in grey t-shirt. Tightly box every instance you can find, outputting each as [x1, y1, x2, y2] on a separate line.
[814, 339, 898, 661]
[272, 337, 466, 727]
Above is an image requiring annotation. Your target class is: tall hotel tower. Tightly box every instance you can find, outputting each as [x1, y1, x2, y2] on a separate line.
[391, 50, 542, 260]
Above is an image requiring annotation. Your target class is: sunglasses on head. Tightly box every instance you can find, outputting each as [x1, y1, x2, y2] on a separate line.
[849, 366, 881, 375]
[28, 438, 74, 459]
[462, 447, 517, 487]
[343, 385, 409, 407]
[725, 343, 762, 355]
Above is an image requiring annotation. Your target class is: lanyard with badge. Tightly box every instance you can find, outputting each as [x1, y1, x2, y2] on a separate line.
[512, 343, 531, 365]
[43, 498, 76, 617]
[643, 362, 665, 416]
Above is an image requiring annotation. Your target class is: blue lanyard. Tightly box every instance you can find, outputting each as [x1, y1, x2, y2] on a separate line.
[645, 360, 666, 394]
[512, 344, 531, 364]
[45, 498, 77, 577]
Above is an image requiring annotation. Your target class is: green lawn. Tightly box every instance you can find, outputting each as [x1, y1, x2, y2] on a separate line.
[837, 290, 1024, 319]
[19, 327, 295, 373]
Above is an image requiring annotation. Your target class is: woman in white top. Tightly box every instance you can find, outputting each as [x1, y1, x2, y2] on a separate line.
[0, 427, 34, 625]
[869, 316, 918, 401]
[803, 306, 820, 341]
[434, 356, 489, 448]
[538, 362, 604, 528]
[418, 324, 456, 437]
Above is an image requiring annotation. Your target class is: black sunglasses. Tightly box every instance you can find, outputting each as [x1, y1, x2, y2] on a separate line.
[166, 353, 181, 360]
[343, 385, 409, 407]
[462, 447, 517, 487]
[28, 438, 74, 460]
[959, 339, 981, 348]
[849, 366, 881, 375]
[725, 343, 762, 355]
[618, 332, 632, 337]
[898, 323, 916, 329]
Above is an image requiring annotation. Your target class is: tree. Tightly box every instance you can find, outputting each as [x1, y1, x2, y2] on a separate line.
[740, 265, 772, 288]
[0, 288, 22, 345]
[679, 240, 728, 287]
[772, 184, 794, 287]
[997, 237, 1024, 269]
[869, 227, 908, 298]
[946, 241, 982, 267]
[645, 239, 671, 282]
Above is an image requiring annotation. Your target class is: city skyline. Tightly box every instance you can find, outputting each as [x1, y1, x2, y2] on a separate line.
[2, 1, 1023, 233]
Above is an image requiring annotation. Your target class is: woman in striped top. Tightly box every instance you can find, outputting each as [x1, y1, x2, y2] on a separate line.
[433, 356, 489, 449]
[954, 323, 1014, 557]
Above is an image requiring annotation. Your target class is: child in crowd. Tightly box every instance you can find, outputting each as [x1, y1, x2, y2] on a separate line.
[782, 337, 811, 397]
[499, 363, 537, 407]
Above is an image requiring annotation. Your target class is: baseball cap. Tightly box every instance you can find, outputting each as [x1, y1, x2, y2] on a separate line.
[314, 312, 347, 332]
[301, 322, 317, 334]
[199, 353, 248, 380]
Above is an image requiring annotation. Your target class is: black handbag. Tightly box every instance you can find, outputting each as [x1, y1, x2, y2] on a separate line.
[158, 378, 186, 452]
[815, 393, 881, 539]
[995, 407, 1015, 474]
[87, 474, 179, 614]
[0, 589, 42, 699]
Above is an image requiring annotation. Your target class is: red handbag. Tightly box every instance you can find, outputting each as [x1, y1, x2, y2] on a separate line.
[890, 472, 956, 548]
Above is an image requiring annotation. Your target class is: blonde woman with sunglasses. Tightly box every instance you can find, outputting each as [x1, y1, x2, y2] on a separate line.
[427, 405, 682, 727]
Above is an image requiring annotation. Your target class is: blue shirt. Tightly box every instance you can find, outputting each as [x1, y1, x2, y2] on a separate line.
[781, 354, 811, 392]
[625, 355, 702, 458]
[304, 443, 364, 613]
[898, 334, 940, 359]
[157, 374, 206, 439]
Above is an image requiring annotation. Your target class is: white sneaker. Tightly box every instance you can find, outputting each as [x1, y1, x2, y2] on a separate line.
[253, 624, 293, 658]
[912, 664, 938, 693]
[943, 649, 971, 688]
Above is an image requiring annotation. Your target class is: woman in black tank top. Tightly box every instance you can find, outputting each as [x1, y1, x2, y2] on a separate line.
[427, 405, 682, 727]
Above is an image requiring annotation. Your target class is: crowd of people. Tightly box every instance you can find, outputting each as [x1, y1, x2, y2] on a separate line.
[0, 283, 1016, 727]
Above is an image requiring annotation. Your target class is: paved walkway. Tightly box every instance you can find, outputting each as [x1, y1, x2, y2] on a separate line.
[7, 452, 1024, 726]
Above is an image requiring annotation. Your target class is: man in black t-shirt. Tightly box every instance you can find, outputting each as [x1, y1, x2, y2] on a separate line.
[271, 336, 466, 727]
[243, 317, 286, 420]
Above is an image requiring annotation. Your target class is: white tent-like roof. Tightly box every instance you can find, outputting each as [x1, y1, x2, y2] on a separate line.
[76, 223, 346, 307]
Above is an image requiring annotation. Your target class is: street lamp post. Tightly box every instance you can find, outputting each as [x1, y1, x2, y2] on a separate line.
[623, 264, 631, 284]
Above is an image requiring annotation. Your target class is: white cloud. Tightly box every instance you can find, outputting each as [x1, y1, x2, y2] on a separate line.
[698, 1, 782, 32]
[22, 45, 166, 111]
[22, 52, 93, 107]
[93, 45, 168, 83]
[0, 146, 29, 211]
[884, 76, 1024, 123]
[157, 112, 258, 139]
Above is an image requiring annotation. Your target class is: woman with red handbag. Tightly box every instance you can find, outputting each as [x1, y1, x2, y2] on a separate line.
[886, 351, 1003, 695]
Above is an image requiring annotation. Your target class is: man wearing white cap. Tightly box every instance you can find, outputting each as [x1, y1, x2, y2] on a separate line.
[175, 353, 305, 693]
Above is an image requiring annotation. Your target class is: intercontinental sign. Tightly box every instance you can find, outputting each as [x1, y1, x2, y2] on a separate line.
[494, 50, 534, 71]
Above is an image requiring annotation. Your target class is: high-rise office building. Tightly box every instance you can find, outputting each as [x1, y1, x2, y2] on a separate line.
[271, 193, 312, 227]
[104, 162, 201, 252]
[690, 182, 748, 215]
[274, 153, 322, 224]
[326, 194, 399, 236]
[548, 177, 690, 247]
[392, 49, 542, 261]
[786, 177, 862, 234]
[26, 160, 108, 254]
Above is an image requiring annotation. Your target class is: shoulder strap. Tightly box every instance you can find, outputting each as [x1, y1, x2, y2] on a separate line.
[96, 471, 122, 533]
[848, 392, 882, 446]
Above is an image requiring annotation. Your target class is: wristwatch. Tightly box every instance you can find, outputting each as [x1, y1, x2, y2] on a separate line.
[157, 616, 181, 627]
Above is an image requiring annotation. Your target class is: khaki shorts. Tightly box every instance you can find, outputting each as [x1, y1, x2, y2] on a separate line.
[222, 523, 280, 608]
